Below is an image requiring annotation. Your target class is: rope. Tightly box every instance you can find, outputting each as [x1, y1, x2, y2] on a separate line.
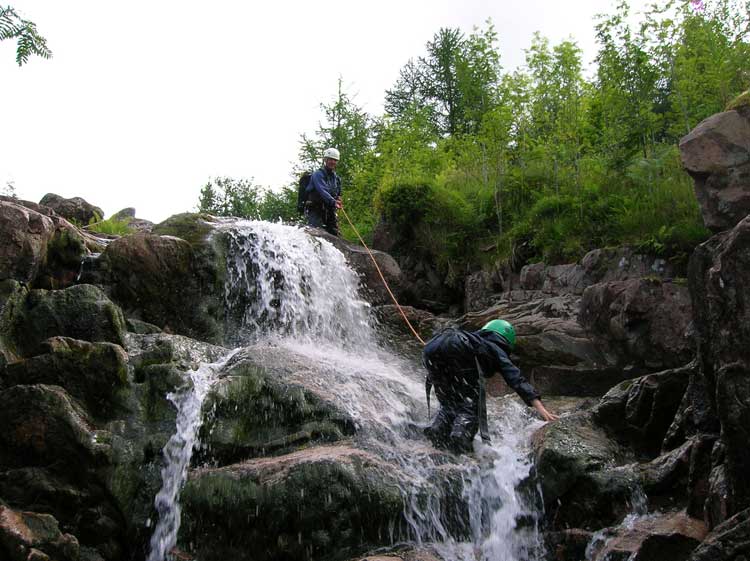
[339, 207, 425, 346]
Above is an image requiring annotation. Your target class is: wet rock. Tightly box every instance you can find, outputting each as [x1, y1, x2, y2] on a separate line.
[348, 547, 443, 561]
[39, 193, 104, 226]
[532, 411, 630, 520]
[198, 349, 356, 465]
[689, 215, 750, 517]
[9, 284, 127, 358]
[0, 505, 79, 561]
[97, 231, 224, 344]
[0, 280, 27, 363]
[593, 365, 692, 457]
[587, 510, 706, 561]
[545, 528, 594, 561]
[2, 337, 128, 418]
[0, 384, 112, 469]
[180, 444, 404, 561]
[549, 463, 643, 531]
[679, 99, 750, 233]
[579, 279, 694, 371]
[689, 506, 750, 561]
[0, 198, 91, 289]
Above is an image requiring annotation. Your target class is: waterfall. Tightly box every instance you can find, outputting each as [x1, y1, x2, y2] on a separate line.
[146, 353, 236, 561]
[146, 220, 545, 561]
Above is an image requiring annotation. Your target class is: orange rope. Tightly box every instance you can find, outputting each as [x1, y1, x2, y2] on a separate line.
[340, 207, 425, 346]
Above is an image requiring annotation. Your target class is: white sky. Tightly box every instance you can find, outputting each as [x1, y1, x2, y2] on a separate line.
[1, 0, 653, 223]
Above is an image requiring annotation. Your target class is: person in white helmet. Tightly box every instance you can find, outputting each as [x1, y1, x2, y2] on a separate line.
[304, 147, 343, 235]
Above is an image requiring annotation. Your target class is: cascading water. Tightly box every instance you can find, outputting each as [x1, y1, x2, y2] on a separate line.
[146, 219, 545, 561]
[146, 356, 234, 561]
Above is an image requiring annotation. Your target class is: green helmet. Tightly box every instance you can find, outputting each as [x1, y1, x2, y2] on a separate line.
[482, 319, 516, 349]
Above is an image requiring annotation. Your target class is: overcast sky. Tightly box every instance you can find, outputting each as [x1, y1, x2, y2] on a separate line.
[1, 0, 653, 223]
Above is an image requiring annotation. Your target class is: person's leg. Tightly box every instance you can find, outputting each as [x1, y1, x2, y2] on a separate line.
[424, 405, 454, 449]
[447, 391, 480, 454]
[324, 207, 340, 236]
[305, 204, 325, 228]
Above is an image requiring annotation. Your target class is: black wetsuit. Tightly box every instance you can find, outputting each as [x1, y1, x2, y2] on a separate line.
[422, 328, 540, 453]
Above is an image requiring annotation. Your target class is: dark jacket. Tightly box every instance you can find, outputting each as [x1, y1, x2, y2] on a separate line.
[307, 167, 341, 208]
[423, 328, 540, 406]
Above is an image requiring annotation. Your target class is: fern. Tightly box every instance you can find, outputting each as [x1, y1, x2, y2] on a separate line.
[0, 6, 52, 66]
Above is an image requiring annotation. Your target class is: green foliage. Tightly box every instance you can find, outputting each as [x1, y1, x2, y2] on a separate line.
[0, 5, 52, 65]
[88, 216, 132, 236]
[197, 177, 262, 219]
[290, 1, 744, 277]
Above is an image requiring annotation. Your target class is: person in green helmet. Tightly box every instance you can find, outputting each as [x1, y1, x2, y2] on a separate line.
[422, 318, 558, 454]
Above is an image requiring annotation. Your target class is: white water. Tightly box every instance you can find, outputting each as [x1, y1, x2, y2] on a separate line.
[147, 220, 545, 561]
[146, 353, 237, 561]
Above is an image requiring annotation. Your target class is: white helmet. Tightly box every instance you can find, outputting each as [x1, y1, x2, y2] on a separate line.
[323, 147, 340, 161]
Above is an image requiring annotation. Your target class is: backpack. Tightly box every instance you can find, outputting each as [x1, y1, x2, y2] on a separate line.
[296, 172, 312, 214]
[422, 327, 477, 375]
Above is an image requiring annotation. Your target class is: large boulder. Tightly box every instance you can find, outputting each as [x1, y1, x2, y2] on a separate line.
[180, 444, 404, 561]
[39, 193, 104, 226]
[197, 350, 356, 465]
[519, 247, 676, 295]
[679, 93, 750, 233]
[532, 411, 631, 526]
[2, 337, 128, 418]
[688, 214, 750, 520]
[0, 505, 79, 561]
[8, 284, 126, 358]
[587, 510, 706, 561]
[0, 384, 112, 469]
[690, 507, 750, 561]
[579, 279, 694, 371]
[95, 231, 224, 343]
[593, 365, 692, 457]
[0, 198, 92, 289]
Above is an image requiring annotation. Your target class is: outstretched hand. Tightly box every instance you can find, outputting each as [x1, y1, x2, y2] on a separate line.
[531, 399, 559, 422]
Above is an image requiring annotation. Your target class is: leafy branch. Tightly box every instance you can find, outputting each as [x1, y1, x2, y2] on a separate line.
[0, 5, 52, 66]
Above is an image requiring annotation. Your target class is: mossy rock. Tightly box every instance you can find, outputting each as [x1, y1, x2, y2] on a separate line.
[198, 360, 355, 465]
[180, 445, 404, 561]
[11, 284, 127, 358]
[151, 212, 216, 246]
[101, 218, 226, 344]
[726, 90, 750, 112]
[0, 279, 28, 363]
[2, 337, 128, 419]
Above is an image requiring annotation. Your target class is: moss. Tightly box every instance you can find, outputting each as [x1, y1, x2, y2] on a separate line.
[180, 457, 403, 561]
[726, 90, 750, 111]
[198, 363, 354, 464]
[152, 213, 214, 246]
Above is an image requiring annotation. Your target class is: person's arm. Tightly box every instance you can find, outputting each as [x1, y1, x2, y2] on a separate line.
[309, 170, 336, 207]
[483, 344, 558, 422]
[531, 399, 559, 422]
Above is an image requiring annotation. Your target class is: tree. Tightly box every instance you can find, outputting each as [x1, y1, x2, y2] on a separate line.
[385, 23, 501, 137]
[197, 177, 261, 219]
[297, 77, 373, 190]
[0, 5, 51, 65]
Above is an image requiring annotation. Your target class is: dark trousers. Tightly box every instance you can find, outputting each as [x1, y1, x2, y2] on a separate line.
[425, 376, 480, 454]
[305, 202, 339, 236]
